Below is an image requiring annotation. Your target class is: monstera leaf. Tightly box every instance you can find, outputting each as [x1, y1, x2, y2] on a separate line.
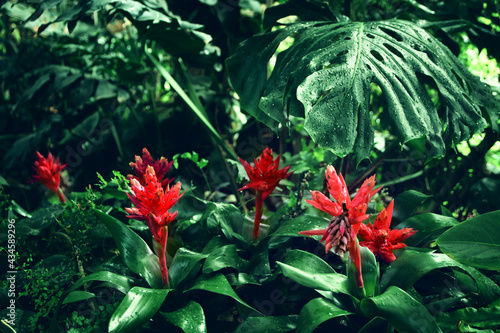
[227, 19, 496, 163]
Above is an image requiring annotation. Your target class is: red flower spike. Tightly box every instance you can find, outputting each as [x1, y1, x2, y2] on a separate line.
[31, 152, 67, 203]
[359, 200, 417, 263]
[128, 148, 173, 188]
[300, 166, 382, 288]
[238, 148, 293, 240]
[125, 165, 184, 286]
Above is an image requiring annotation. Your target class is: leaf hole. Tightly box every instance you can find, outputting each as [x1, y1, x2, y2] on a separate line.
[383, 43, 404, 59]
[336, 50, 349, 57]
[366, 33, 375, 39]
[370, 50, 384, 63]
[379, 27, 403, 42]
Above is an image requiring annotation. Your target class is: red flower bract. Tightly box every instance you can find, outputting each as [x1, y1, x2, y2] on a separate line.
[31, 152, 66, 203]
[238, 147, 293, 200]
[239, 148, 293, 240]
[299, 166, 381, 288]
[125, 165, 184, 286]
[359, 200, 417, 263]
[128, 148, 173, 188]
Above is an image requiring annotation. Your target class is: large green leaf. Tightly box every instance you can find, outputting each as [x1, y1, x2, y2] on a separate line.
[227, 19, 495, 162]
[161, 301, 207, 333]
[184, 273, 260, 315]
[436, 306, 500, 331]
[271, 214, 330, 237]
[202, 244, 244, 273]
[297, 298, 353, 333]
[380, 250, 500, 303]
[93, 209, 163, 289]
[394, 213, 459, 246]
[436, 210, 500, 270]
[168, 248, 208, 288]
[15, 205, 65, 238]
[109, 286, 171, 333]
[360, 286, 442, 333]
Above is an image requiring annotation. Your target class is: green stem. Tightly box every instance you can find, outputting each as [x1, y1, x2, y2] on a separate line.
[253, 191, 263, 241]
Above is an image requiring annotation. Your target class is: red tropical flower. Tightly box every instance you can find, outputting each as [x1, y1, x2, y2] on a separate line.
[125, 165, 184, 286]
[359, 200, 417, 263]
[128, 148, 173, 188]
[31, 152, 66, 203]
[239, 148, 293, 240]
[299, 166, 381, 287]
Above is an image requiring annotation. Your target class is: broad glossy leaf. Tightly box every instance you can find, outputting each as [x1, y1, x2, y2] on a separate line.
[277, 262, 349, 295]
[235, 316, 298, 333]
[436, 306, 500, 330]
[203, 244, 244, 273]
[394, 213, 458, 246]
[168, 248, 208, 288]
[392, 190, 433, 223]
[436, 210, 500, 270]
[297, 298, 353, 333]
[282, 249, 336, 274]
[93, 209, 163, 289]
[272, 214, 330, 237]
[109, 287, 171, 333]
[380, 250, 500, 303]
[360, 286, 442, 333]
[161, 301, 207, 333]
[227, 20, 494, 162]
[185, 273, 260, 315]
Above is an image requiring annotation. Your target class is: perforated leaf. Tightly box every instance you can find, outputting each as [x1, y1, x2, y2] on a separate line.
[227, 19, 496, 162]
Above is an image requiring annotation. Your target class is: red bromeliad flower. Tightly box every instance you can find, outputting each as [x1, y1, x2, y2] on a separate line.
[125, 165, 184, 286]
[299, 166, 381, 288]
[128, 148, 173, 188]
[359, 200, 417, 263]
[31, 152, 66, 203]
[239, 148, 293, 240]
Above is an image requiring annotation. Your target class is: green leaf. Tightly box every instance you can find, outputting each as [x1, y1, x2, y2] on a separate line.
[62, 291, 96, 305]
[109, 286, 171, 333]
[297, 298, 353, 333]
[184, 273, 260, 315]
[436, 210, 500, 270]
[394, 213, 459, 246]
[227, 20, 494, 162]
[16, 205, 65, 237]
[380, 250, 500, 303]
[66, 270, 133, 295]
[347, 245, 379, 298]
[202, 244, 244, 273]
[436, 306, 500, 330]
[392, 190, 433, 222]
[161, 301, 207, 333]
[282, 249, 336, 274]
[276, 262, 349, 295]
[168, 248, 208, 288]
[360, 286, 442, 333]
[271, 214, 329, 237]
[93, 209, 163, 289]
[235, 316, 298, 333]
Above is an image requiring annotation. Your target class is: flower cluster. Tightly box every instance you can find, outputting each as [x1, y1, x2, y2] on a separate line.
[359, 200, 417, 263]
[299, 166, 416, 287]
[128, 148, 173, 188]
[125, 150, 183, 286]
[31, 152, 66, 203]
[239, 148, 293, 240]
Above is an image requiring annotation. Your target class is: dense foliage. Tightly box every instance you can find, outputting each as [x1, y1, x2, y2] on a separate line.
[1, 0, 500, 332]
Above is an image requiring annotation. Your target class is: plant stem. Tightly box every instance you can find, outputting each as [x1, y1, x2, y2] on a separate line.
[253, 191, 263, 241]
